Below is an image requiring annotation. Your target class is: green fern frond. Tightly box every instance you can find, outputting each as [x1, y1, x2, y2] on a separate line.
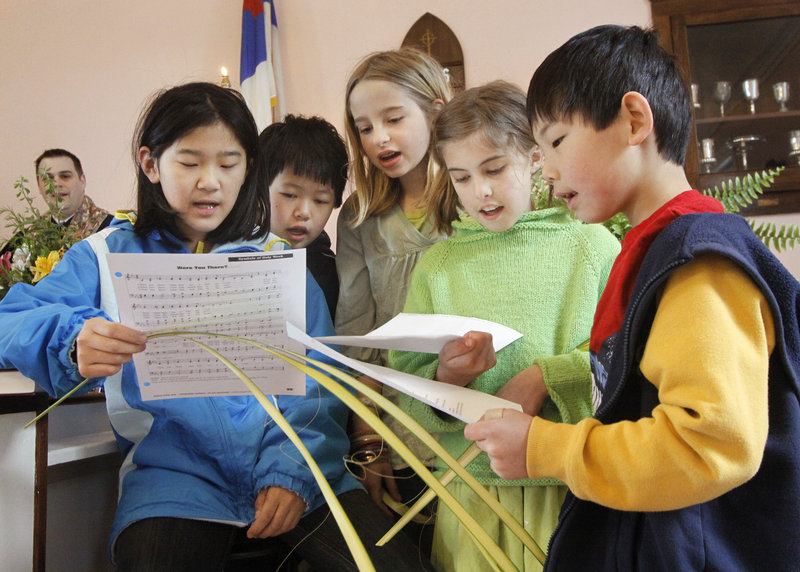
[602, 212, 632, 242]
[700, 166, 800, 251]
[532, 164, 797, 253]
[748, 219, 800, 252]
[531, 170, 556, 210]
[701, 167, 783, 213]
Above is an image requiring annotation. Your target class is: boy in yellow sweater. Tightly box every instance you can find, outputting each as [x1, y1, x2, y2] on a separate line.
[465, 25, 800, 570]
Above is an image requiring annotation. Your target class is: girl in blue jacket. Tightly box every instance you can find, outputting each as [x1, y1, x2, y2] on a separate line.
[0, 83, 423, 571]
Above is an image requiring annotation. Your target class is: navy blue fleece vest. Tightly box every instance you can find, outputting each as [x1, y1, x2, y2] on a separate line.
[546, 213, 800, 571]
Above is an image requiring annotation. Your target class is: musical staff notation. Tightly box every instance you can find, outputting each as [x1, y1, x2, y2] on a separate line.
[107, 250, 308, 400]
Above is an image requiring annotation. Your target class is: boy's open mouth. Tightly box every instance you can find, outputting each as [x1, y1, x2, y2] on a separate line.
[287, 226, 308, 238]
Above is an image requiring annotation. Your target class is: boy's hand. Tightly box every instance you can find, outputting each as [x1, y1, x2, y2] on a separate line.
[76, 317, 147, 379]
[247, 486, 306, 538]
[496, 365, 548, 416]
[360, 458, 402, 516]
[464, 409, 532, 480]
[349, 410, 402, 516]
[436, 331, 496, 387]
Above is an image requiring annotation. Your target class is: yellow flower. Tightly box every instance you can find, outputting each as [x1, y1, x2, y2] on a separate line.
[31, 250, 62, 283]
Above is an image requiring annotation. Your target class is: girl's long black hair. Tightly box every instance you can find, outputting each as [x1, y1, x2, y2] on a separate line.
[132, 82, 269, 245]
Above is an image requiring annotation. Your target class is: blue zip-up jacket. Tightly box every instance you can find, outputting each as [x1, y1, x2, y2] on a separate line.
[0, 219, 360, 556]
[546, 213, 800, 571]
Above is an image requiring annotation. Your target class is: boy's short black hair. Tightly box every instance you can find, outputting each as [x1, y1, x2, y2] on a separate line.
[527, 25, 691, 166]
[259, 114, 348, 208]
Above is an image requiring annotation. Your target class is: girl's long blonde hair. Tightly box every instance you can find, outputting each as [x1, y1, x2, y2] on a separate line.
[430, 80, 537, 234]
[344, 48, 452, 226]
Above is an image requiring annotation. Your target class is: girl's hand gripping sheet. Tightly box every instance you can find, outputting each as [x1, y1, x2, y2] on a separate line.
[435, 330, 496, 387]
[76, 317, 147, 379]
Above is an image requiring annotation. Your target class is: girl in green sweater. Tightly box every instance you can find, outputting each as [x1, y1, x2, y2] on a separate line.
[388, 81, 620, 571]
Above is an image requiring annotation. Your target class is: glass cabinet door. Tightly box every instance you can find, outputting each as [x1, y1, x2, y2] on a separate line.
[688, 16, 800, 176]
[650, 0, 800, 215]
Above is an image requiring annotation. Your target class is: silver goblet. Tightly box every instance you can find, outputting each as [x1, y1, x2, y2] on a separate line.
[773, 82, 790, 112]
[790, 130, 800, 167]
[714, 81, 732, 117]
[700, 138, 717, 173]
[790, 130, 800, 153]
[742, 79, 760, 114]
[691, 83, 701, 110]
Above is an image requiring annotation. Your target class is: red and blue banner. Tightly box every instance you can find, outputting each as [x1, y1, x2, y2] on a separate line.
[240, 0, 282, 131]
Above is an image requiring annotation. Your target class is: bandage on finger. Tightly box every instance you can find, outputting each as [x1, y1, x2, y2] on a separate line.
[484, 408, 504, 420]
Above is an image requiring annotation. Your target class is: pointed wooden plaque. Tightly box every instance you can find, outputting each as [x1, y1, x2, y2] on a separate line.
[401, 13, 465, 93]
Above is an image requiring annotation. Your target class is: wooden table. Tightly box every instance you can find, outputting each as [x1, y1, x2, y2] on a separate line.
[0, 370, 118, 572]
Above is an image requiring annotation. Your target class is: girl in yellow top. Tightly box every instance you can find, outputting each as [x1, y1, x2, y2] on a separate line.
[335, 48, 451, 555]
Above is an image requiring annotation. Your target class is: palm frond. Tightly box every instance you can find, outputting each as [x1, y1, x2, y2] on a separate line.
[147, 329, 540, 570]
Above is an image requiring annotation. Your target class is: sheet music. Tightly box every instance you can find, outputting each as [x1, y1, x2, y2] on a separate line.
[108, 250, 306, 400]
[287, 323, 522, 423]
[316, 313, 523, 353]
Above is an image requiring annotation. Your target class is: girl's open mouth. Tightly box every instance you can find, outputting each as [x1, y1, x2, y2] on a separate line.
[480, 206, 503, 218]
[194, 202, 219, 213]
[377, 150, 401, 168]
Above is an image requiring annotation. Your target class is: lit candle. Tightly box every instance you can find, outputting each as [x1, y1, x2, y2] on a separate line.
[220, 66, 231, 88]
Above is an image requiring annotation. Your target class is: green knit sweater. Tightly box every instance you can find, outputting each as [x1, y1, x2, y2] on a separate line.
[389, 207, 621, 486]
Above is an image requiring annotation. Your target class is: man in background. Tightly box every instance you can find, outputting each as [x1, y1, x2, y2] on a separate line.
[1, 148, 113, 256]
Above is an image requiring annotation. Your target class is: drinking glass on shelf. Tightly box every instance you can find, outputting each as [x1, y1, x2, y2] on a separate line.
[742, 79, 759, 114]
[714, 81, 732, 117]
[773, 82, 790, 112]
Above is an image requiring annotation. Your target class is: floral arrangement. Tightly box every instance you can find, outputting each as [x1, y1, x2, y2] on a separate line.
[0, 175, 77, 300]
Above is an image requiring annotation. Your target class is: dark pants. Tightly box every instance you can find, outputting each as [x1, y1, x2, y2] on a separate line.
[114, 489, 430, 572]
[393, 466, 436, 561]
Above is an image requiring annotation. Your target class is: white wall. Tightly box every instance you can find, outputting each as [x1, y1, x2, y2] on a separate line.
[0, 0, 240, 229]
[2, 0, 797, 278]
[0, 0, 650, 235]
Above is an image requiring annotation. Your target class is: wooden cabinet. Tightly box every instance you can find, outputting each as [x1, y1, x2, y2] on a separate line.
[650, 0, 800, 214]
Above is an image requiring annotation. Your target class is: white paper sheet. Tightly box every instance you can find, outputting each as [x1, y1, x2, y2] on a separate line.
[315, 313, 523, 354]
[288, 323, 521, 423]
[108, 250, 306, 400]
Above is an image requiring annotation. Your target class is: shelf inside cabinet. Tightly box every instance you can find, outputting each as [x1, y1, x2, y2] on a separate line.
[693, 109, 800, 174]
[698, 166, 800, 215]
[696, 109, 800, 128]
